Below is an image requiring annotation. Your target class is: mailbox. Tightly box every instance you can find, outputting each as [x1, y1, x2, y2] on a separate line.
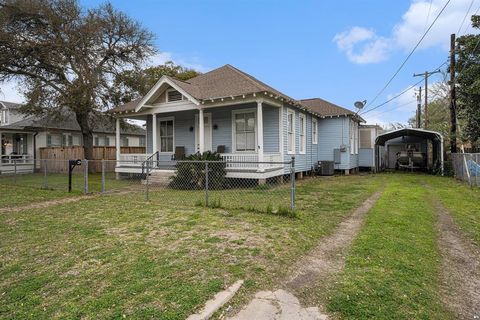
[68, 159, 82, 192]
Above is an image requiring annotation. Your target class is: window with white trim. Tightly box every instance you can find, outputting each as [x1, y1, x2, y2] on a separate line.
[287, 110, 295, 154]
[299, 114, 306, 154]
[167, 89, 182, 102]
[312, 118, 318, 144]
[159, 118, 174, 152]
[233, 110, 256, 152]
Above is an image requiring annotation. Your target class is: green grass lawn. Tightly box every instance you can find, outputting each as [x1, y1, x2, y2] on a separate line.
[0, 172, 139, 208]
[327, 174, 451, 319]
[0, 174, 384, 319]
[424, 176, 480, 246]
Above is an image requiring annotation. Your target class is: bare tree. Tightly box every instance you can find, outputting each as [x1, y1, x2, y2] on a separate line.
[0, 0, 156, 159]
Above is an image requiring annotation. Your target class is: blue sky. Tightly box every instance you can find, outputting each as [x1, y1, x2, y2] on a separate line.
[1, 0, 478, 127]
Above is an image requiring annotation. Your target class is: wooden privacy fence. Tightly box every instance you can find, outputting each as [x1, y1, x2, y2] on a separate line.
[39, 146, 146, 173]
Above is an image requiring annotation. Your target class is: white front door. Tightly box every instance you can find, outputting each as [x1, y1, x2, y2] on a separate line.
[195, 113, 212, 152]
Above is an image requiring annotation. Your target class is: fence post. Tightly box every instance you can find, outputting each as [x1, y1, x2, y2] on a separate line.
[290, 156, 295, 210]
[43, 159, 48, 189]
[83, 159, 88, 194]
[145, 160, 150, 201]
[475, 153, 480, 187]
[101, 159, 105, 194]
[13, 159, 17, 185]
[205, 161, 209, 207]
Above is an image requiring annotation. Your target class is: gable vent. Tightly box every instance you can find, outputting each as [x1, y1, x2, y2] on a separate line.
[167, 90, 183, 102]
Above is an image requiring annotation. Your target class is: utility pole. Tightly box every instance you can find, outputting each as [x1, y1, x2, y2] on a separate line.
[416, 86, 422, 128]
[414, 69, 441, 129]
[450, 33, 457, 154]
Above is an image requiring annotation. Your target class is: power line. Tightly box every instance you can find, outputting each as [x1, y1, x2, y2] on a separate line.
[368, 99, 417, 117]
[460, 2, 480, 35]
[457, 0, 475, 35]
[361, 60, 448, 115]
[361, 78, 424, 116]
[364, 0, 451, 109]
[424, 0, 434, 32]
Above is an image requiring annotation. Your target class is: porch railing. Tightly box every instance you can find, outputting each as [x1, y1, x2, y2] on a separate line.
[117, 153, 152, 167]
[1, 154, 34, 164]
[117, 152, 284, 171]
[220, 153, 283, 171]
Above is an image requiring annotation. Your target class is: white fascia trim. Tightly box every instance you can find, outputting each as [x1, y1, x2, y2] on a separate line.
[135, 76, 200, 112]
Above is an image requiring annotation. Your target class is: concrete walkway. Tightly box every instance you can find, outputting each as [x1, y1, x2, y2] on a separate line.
[228, 290, 327, 320]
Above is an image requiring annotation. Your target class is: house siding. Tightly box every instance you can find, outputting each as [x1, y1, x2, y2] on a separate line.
[282, 104, 321, 173]
[145, 102, 281, 158]
[359, 149, 374, 167]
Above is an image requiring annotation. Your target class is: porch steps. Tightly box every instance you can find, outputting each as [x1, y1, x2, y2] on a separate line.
[142, 170, 175, 186]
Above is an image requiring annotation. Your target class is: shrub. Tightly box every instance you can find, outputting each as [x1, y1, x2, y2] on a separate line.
[169, 151, 227, 189]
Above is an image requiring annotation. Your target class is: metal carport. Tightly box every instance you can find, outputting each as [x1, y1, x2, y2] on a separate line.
[375, 128, 444, 175]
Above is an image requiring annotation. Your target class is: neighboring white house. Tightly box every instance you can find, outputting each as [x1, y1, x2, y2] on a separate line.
[0, 101, 146, 174]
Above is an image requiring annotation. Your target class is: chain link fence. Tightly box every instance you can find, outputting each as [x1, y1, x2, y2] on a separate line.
[452, 153, 480, 187]
[0, 158, 296, 213]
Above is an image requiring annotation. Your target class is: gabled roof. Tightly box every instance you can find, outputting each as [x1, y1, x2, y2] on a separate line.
[1, 111, 145, 135]
[111, 64, 359, 120]
[111, 64, 300, 113]
[0, 101, 23, 109]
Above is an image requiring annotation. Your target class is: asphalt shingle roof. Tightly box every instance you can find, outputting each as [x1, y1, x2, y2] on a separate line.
[111, 64, 359, 121]
[299, 98, 357, 117]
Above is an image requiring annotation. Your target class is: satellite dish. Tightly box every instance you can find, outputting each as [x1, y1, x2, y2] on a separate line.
[354, 100, 366, 110]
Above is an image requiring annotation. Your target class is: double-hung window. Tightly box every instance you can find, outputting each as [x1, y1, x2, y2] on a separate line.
[287, 110, 295, 154]
[312, 118, 318, 144]
[159, 118, 174, 152]
[234, 111, 256, 152]
[299, 114, 306, 154]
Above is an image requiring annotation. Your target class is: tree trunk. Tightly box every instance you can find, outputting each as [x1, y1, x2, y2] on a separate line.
[75, 112, 94, 160]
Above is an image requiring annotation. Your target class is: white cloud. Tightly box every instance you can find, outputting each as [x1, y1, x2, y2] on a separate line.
[334, 0, 480, 64]
[0, 80, 24, 103]
[333, 27, 390, 64]
[147, 52, 208, 72]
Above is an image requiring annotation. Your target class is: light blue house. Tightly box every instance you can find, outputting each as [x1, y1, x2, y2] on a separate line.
[112, 65, 363, 180]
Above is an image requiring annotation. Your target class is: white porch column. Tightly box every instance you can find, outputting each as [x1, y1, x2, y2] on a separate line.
[199, 108, 205, 153]
[257, 100, 264, 164]
[115, 118, 121, 160]
[152, 113, 157, 154]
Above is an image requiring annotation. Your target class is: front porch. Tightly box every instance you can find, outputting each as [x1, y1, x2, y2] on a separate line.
[0, 131, 35, 175]
[115, 152, 285, 179]
[114, 98, 287, 180]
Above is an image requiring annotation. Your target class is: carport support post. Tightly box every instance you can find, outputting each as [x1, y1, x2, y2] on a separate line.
[290, 156, 295, 210]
